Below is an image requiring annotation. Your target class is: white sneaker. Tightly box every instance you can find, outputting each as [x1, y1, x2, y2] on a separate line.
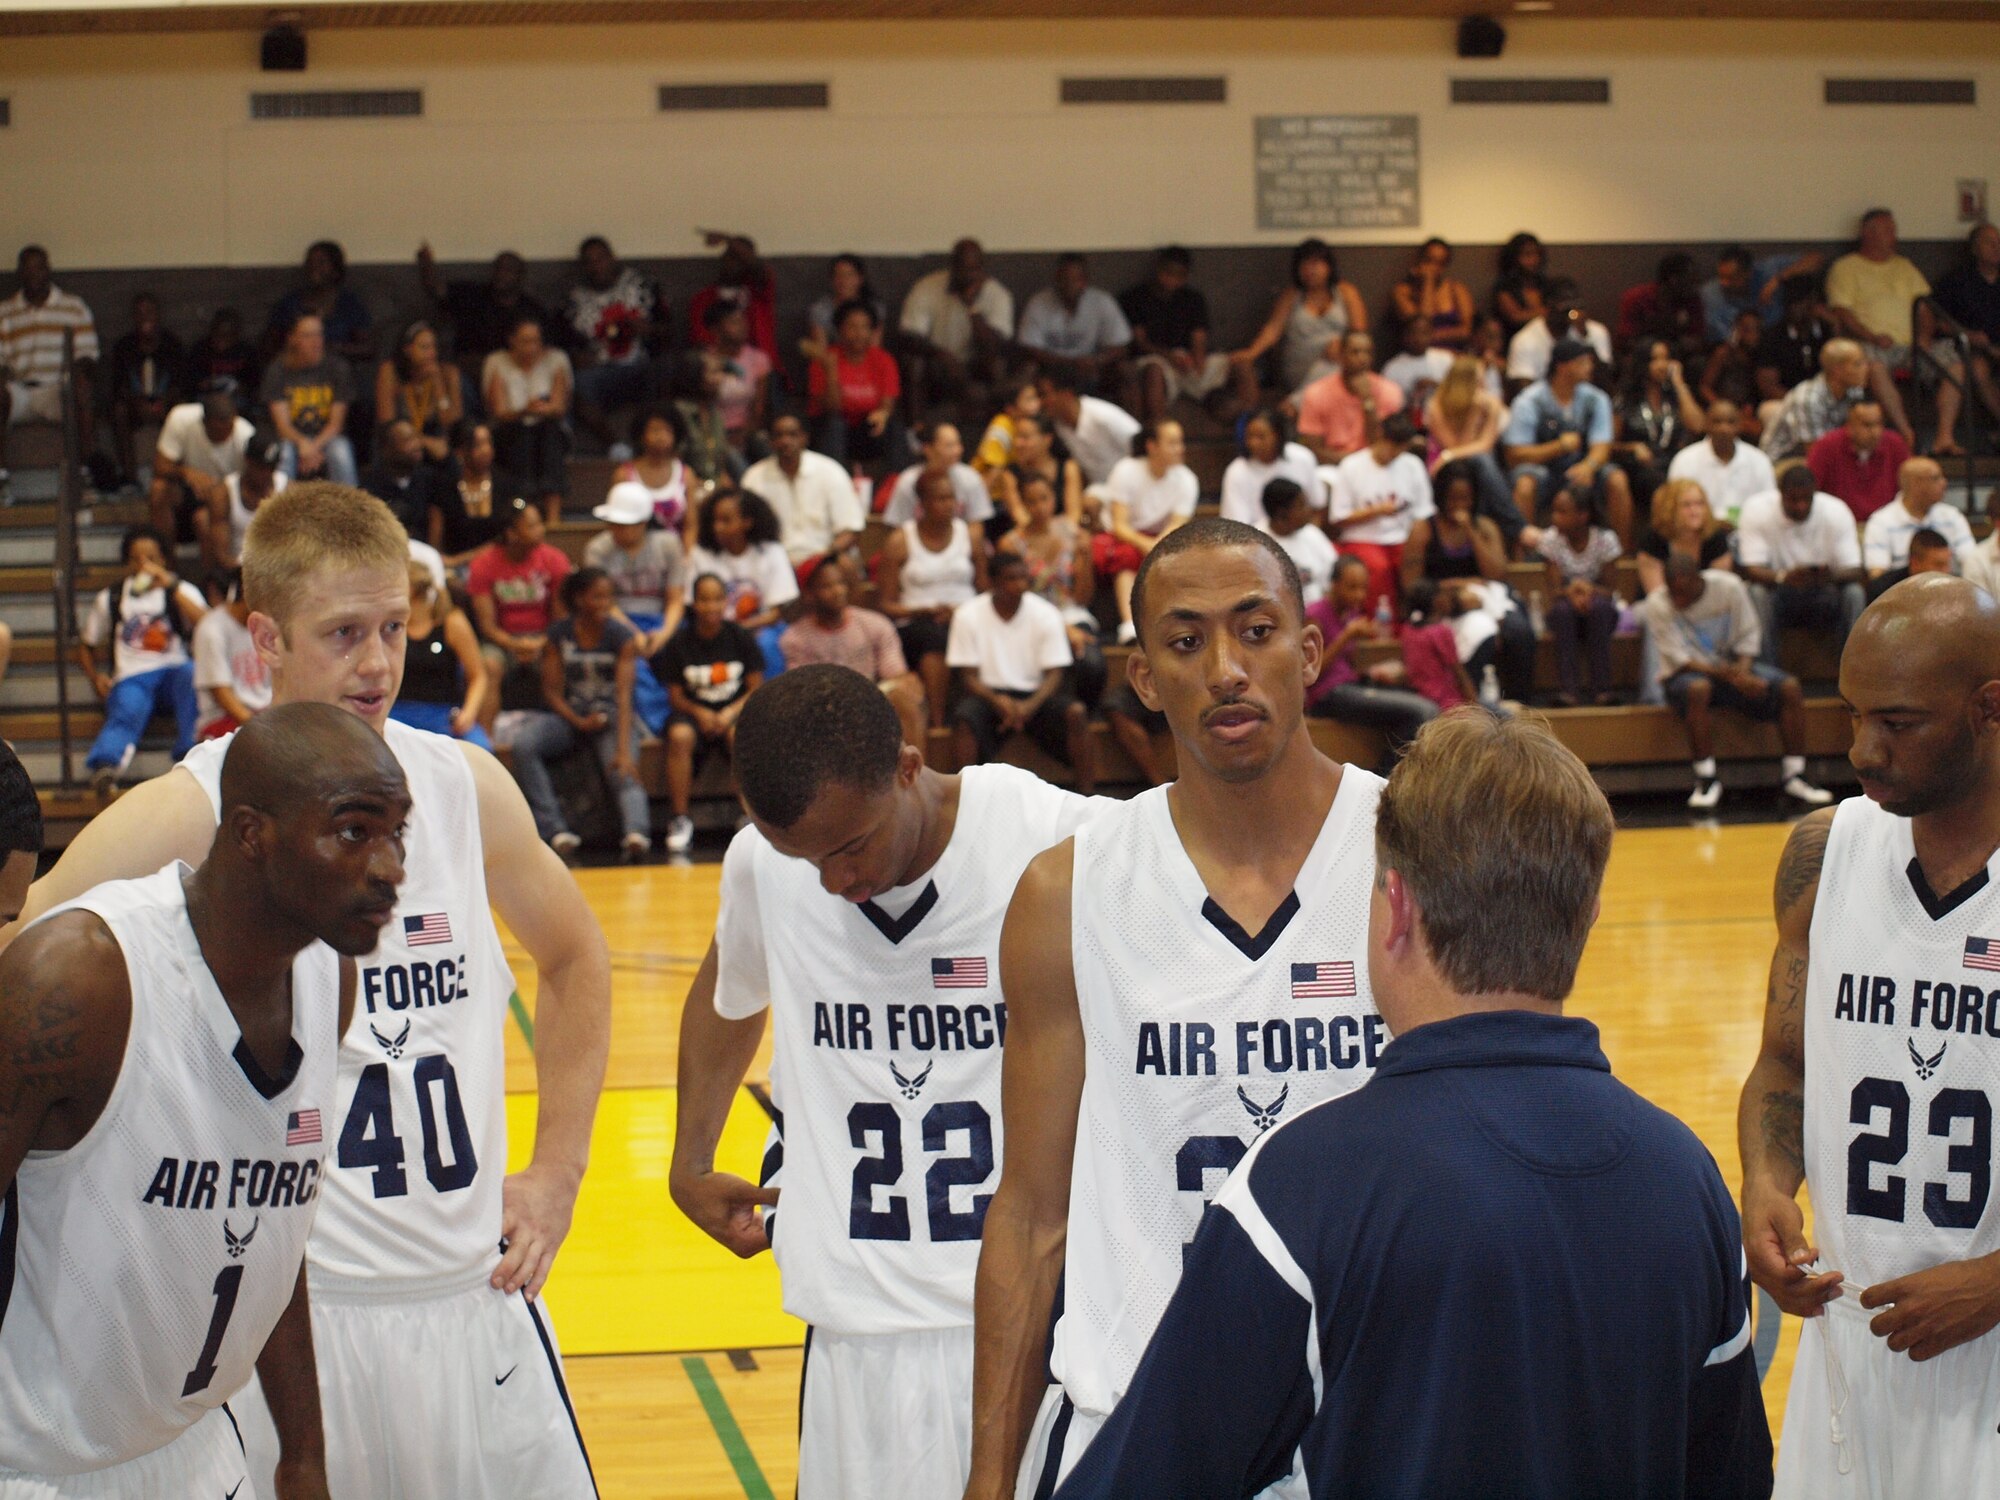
[1687, 778, 1724, 811]
[665, 816, 694, 854]
[1784, 774, 1834, 807]
[550, 831, 582, 862]
[1116, 620, 1137, 645]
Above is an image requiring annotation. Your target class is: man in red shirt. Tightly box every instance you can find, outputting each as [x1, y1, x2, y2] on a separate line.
[1806, 398, 1908, 524]
[468, 497, 572, 726]
[805, 301, 904, 472]
[1295, 330, 1404, 465]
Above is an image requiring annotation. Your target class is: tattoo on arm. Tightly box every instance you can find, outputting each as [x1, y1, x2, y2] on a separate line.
[1762, 1089, 1806, 1177]
[1774, 816, 1831, 913]
[0, 990, 86, 1123]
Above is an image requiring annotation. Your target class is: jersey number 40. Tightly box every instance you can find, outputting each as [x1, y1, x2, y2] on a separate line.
[848, 1101, 994, 1243]
[337, 1056, 480, 1198]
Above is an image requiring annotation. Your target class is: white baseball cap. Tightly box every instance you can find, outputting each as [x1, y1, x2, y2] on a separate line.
[593, 481, 655, 526]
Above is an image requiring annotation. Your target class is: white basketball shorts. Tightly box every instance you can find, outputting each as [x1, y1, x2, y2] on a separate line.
[799, 1324, 974, 1500]
[0, 1405, 249, 1499]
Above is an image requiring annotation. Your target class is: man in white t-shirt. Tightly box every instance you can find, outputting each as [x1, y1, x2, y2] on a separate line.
[1665, 400, 1777, 525]
[1094, 420, 1200, 643]
[77, 523, 209, 792]
[1733, 465, 1866, 663]
[191, 572, 273, 737]
[1326, 412, 1437, 614]
[946, 552, 1093, 792]
[1506, 280, 1614, 388]
[741, 412, 865, 565]
[1037, 368, 1142, 492]
[149, 379, 254, 541]
[1861, 456, 1977, 577]
[880, 421, 996, 528]
[899, 237, 1015, 422]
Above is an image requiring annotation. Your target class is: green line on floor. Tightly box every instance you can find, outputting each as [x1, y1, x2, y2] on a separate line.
[682, 1355, 776, 1500]
[509, 990, 535, 1051]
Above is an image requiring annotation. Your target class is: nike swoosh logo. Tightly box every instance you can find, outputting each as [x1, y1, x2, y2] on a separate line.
[226, 1484, 244, 1499]
[495, 1365, 518, 1386]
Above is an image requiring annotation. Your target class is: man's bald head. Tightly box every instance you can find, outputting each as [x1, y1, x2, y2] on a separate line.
[220, 702, 407, 824]
[1854, 574, 2000, 694]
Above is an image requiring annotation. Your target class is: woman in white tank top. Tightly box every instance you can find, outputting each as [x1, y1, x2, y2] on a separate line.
[880, 475, 989, 727]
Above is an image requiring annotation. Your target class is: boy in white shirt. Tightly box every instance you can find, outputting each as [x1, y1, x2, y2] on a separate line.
[191, 570, 273, 739]
[77, 523, 209, 792]
[1326, 412, 1436, 616]
[1260, 477, 1337, 605]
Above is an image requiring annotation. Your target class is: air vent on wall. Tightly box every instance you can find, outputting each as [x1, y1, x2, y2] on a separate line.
[1826, 78, 1974, 106]
[1061, 76, 1227, 105]
[1450, 77, 1609, 105]
[251, 89, 422, 120]
[657, 83, 829, 112]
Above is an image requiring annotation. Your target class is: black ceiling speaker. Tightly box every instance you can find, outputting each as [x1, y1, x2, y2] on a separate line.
[1457, 17, 1507, 59]
[261, 23, 307, 72]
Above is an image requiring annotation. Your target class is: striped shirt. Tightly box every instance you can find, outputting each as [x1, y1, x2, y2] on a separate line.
[0, 287, 99, 385]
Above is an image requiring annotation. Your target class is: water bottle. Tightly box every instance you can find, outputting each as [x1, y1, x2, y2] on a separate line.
[1480, 665, 1502, 708]
[1374, 595, 1393, 629]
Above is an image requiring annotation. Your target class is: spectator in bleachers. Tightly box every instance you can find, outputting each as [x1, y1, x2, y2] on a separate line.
[1805, 397, 1906, 524]
[1261, 476, 1336, 606]
[1422, 355, 1520, 545]
[880, 469, 987, 727]
[1615, 338, 1706, 515]
[106, 293, 184, 486]
[0, 245, 100, 499]
[1019, 253, 1131, 395]
[1036, 366, 1141, 492]
[1701, 245, 1824, 344]
[740, 412, 863, 569]
[1220, 407, 1322, 530]
[416, 244, 549, 371]
[1305, 554, 1436, 765]
[469, 496, 571, 725]
[1121, 246, 1230, 425]
[1735, 464, 1866, 660]
[687, 230, 777, 366]
[1502, 337, 1633, 546]
[1617, 253, 1706, 360]
[482, 313, 573, 522]
[1390, 238, 1476, 350]
[1637, 478, 1734, 597]
[191, 569, 269, 740]
[78, 524, 206, 793]
[882, 420, 995, 533]
[1506, 278, 1613, 390]
[805, 253, 883, 344]
[375, 320, 463, 467]
[1232, 237, 1369, 403]
[149, 379, 252, 543]
[185, 308, 259, 416]
[973, 380, 1039, 479]
[1753, 275, 1833, 430]
[991, 413, 1084, 531]
[585, 482, 683, 732]
[1000, 470, 1102, 704]
[365, 419, 441, 537]
[1537, 483, 1625, 707]
[1665, 399, 1776, 529]
[898, 238, 1014, 425]
[1326, 411, 1435, 616]
[665, 349, 736, 485]
[265, 240, 371, 366]
[1382, 315, 1455, 412]
[688, 487, 796, 677]
[510, 566, 652, 864]
[1826, 209, 1954, 452]
[1297, 330, 1403, 466]
[705, 300, 772, 462]
[1931, 222, 2000, 432]
[1401, 458, 1536, 701]
[1468, 313, 1510, 396]
[1098, 418, 1200, 643]
[781, 554, 926, 749]
[430, 420, 518, 567]
[1960, 488, 2000, 598]
[1760, 337, 1869, 461]
[1862, 457, 1976, 578]
[1644, 555, 1830, 811]
[612, 405, 699, 543]
[947, 550, 1093, 791]
[1867, 526, 1958, 601]
[1698, 315, 1766, 438]
[263, 313, 358, 486]
[205, 433, 285, 575]
[803, 299, 902, 471]
[1491, 231, 1553, 339]
[390, 559, 490, 749]
[656, 572, 765, 855]
[566, 235, 665, 455]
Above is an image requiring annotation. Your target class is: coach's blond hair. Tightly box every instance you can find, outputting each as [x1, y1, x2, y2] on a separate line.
[1376, 708, 1613, 1002]
[243, 482, 410, 632]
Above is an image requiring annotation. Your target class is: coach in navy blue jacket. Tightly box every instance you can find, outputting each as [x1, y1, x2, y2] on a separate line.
[1053, 709, 1773, 1500]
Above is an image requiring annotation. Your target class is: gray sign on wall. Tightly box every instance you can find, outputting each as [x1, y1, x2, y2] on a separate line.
[1255, 114, 1420, 231]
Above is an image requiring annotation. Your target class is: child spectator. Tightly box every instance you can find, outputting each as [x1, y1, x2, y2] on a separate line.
[1260, 477, 1337, 606]
[1536, 484, 1625, 706]
[1097, 418, 1199, 643]
[1326, 411, 1436, 617]
[191, 570, 269, 740]
[704, 301, 772, 459]
[880, 470, 988, 729]
[510, 567, 651, 864]
[1401, 459, 1536, 702]
[946, 552, 1094, 792]
[1304, 555, 1436, 768]
[804, 300, 903, 472]
[78, 524, 208, 793]
[585, 481, 686, 732]
[654, 573, 765, 855]
[974, 381, 1042, 478]
[781, 556, 927, 747]
[1219, 408, 1322, 531]
[1000, 471, 1103, 704]
[468, 497, 571, 725]
[688, 488, 797, 678]
[1381, 315, 1456, 411]
[612, 406, 699, 544]
[389, 561, 491, 750]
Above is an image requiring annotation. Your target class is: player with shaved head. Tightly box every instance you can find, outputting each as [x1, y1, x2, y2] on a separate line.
[1741, 574, 2000, 1495]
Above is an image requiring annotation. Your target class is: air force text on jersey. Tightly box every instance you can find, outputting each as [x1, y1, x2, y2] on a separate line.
[1133, 1014, 1386, 1077]
[1832, 968, 2000, 1039]
[812, 998, 1007, 1053]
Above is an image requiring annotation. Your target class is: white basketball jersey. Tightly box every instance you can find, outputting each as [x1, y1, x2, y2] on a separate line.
[0, 865, 340, 1476]
[1053, 770, 1385, 1418]
[180, 720, 515, 1287]
[1805, 796, 2000, 1289]
[714, 764, 1095, 1335]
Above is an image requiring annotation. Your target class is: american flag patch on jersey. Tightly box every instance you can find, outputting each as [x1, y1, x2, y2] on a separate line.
[932, 957, 989, 989]
[1964, 937, 2000, 973]
[404, 912, 452, 948]
[286, 1109, 322, 1146]
[1292, 961, 1357, 999]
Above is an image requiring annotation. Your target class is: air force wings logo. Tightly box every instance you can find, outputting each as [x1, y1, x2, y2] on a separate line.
[891, 1059, 933, 1101]
[1239, 1083, 1289, 1133]
[371, 1020, 410, 1060]
[1910, 1038, 1947, 1082]
[224, 1216, 259, 1259]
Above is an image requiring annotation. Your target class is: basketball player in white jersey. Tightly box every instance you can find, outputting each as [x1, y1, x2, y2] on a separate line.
[673, 664, 1098, 1499]
[966, 517, 1387, 1500]
[3, 484, 612, 1498]
[0, 704, 407, 1497]
[1741, 573, 2000, 1495]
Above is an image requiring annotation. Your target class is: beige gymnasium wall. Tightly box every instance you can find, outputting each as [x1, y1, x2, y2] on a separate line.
[2, 15, 1999, 270]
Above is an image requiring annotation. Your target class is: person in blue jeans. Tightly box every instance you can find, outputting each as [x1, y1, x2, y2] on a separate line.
[506, 566, 652, 863]
[77, 524, 208, 795]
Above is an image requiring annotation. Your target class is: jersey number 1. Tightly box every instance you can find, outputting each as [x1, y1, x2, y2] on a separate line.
[848, 1101, 994, 1242]
[337, 1057, 480, 1198]
[181, 1265, 244, 1397]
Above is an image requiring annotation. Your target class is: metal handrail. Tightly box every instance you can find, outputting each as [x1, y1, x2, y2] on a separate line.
[51, 328, 81, 790]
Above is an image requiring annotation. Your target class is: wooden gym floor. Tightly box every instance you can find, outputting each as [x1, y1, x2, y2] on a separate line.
[501, 817, 1818, 1499]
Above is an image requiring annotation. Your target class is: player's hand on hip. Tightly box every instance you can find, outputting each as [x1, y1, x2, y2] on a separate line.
[1743, 1184, 1842, 1317]
[494, 1162, 581, 1298]
[671, 1168, 779, 1258]
[1860, 1255, 2000, 1361]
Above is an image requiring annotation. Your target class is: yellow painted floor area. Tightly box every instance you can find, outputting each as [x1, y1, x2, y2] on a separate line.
[500, 823, 1812, 1498]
